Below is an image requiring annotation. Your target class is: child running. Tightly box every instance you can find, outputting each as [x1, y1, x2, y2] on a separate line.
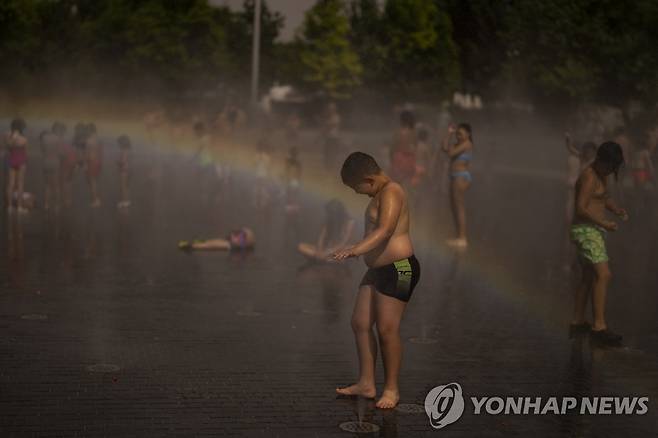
[570, 141, 627, 346]
[333, 152, 420, 409]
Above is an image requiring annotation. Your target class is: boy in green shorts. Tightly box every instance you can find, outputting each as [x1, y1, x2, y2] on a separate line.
[571, 141, 627, 346]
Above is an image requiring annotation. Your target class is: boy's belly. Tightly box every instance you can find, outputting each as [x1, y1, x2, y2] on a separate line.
[572, 202, 606, 225]
[364, 233, 414, 268]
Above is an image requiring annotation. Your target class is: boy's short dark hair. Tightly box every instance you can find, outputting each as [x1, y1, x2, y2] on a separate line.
[341, 152, 381, 186]
[596, 141, 624, 179]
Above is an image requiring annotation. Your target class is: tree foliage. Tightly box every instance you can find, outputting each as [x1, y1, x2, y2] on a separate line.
[502, 0, 658, 105]
[379, 0, 460, 100]
[0, 0, 656, 107]
[298, 0, 363, 99]
[0, 0, 282, 95]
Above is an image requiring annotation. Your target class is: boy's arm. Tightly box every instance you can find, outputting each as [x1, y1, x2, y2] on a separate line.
[334, 186, 402, 259]
[576, 173, 616, 230]
[324, 220, 356, 254]
[605, 196, 628, 220]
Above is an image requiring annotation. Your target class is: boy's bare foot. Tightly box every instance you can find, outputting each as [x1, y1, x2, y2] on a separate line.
[336, 382, 376, 399]
[375, 388, 399, 409]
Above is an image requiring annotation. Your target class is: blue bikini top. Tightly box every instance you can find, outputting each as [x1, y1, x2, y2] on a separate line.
[453, 150, 472, 162]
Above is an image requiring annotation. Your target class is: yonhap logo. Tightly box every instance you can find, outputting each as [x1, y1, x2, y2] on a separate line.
[424, 382, 649, 430]
[424, 382, 465, 429]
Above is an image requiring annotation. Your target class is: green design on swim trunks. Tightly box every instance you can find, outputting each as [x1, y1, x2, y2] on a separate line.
[570, 224, 608, 264]
[394, 258, 413, 294]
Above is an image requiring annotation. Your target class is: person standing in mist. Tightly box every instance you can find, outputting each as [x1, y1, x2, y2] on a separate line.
[389, 109, 418, 189]
[40, 123, 65, 211]
[116, 135, 132, 209]
[442, 122, 473, 248]
[570, 141, 627, 346]
[333, 152, 421, 410]
[84, 123, 103, 208]
[58, 123, 77, 208]
[4, 119, 29, 214]
[321, 102, 342, 172]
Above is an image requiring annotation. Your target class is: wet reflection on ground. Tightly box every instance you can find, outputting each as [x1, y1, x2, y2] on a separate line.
[0, 131, 656, 437]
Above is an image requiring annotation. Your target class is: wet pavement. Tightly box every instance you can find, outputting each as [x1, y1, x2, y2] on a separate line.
[1, 123, 658, 437]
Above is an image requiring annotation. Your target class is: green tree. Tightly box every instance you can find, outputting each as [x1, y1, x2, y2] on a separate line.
[83, 0, 232, 89]
[298, 0, 363, 99]
[0, 0, 41, 76]
[379, 0, 460, 101]
[441, 0, 508, 96]
[348, 0, 386, 87]
[503, 0, 658, 106]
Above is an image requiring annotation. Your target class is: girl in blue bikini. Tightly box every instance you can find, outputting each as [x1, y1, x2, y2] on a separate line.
[441, 123, 473, 248]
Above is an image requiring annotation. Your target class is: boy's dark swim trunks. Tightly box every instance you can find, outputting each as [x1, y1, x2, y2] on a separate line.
[359, 255, 420, 302]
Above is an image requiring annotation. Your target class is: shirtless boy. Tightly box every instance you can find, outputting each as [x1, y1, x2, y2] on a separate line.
[571, 141, 627, 345]
[333, 152, 421, 409]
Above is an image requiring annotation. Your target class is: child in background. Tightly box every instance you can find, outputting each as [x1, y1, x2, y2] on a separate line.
[57, 123, 77, 208]
[298, 199, 355, 263]
[253, 136, 273, 209]
[178, 227, 255, 252]
[570, 141, 627, 346]
[40, 123, 61, 211]
[85, 123, 103, 208]
[284, 146, 302, 214]
[117, 135, 132, 208]
[5, 118, 29, 214]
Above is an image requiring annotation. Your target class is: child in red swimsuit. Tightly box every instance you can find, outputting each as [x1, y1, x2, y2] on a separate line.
[5, 118, 28, 213]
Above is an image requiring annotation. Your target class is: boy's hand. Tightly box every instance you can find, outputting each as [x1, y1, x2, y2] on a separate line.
[447, 124, 456, 134]
[332, 246, 357, 261]
[615, 208, 629, 221]
[602, 220, 618, 232]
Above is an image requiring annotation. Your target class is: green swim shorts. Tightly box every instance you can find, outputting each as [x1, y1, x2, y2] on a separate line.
[570, 224, 608, 264]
